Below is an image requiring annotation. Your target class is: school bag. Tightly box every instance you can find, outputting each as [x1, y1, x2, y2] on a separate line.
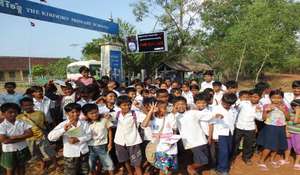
[145, 117, 165, 164]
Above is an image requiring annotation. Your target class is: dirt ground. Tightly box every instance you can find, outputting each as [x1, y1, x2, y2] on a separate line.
[24, 152, 300, 175]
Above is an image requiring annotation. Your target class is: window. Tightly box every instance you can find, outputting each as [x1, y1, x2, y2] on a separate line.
[67, 65, 81, 74]
[89, 64, 101, 76]
[9, 71, 15, 80]
[23, 70, 29, 77]
[0, 71, 4, 81]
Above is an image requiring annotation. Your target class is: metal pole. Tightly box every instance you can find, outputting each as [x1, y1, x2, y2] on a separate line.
[27, 19, 32, 85]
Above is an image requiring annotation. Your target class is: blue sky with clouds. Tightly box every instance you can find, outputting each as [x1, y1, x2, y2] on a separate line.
[0, 0, 155, 59]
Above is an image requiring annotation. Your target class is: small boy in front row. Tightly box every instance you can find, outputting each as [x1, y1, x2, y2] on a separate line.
[211, 93, 238, 175]
[112, 95, 145, 175]
[174, 96, 216, 174]
[0, 103, 33, 175]
[82, 103, 114, 175]
[48, 103, 92, 175]
[17, 97, 58, 172]
[232, 89, 262, 165]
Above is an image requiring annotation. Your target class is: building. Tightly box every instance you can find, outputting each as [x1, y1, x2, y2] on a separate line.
[157, 58, 211, 83]
[0, 56, 61, 82]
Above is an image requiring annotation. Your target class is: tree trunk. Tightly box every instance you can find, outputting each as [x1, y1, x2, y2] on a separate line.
[235, 43, 247, 81]
[255, 53, 269, 83]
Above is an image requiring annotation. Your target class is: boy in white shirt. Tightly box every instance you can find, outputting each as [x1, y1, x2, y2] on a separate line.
[232, 89, 263, 165]
[48, 103, 92, 175]
[173, 96, 216, 174]
[112, 95, 145, 175]
[284, 80, 300, 110]
[141, 97, 156, 172]
[224, 80, 239, 95]
[211, 93, 238, 175]
[82, 104, 114, 175]
[212, 81, 224, 106]
[200, 70, 215, 92]
[0, 103, 33, 175]
[182, 83, 194, 105]
[31, 86, 55, 126]
[76, 86, 95, 107]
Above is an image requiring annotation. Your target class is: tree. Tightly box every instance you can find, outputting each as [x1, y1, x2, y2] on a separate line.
[199, 0, 300, 81]
[47, 57, 74, 78]
[32, 65, 46, 77]
[131, 0, 204, 67]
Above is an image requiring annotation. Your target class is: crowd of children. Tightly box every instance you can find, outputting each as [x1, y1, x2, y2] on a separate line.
[0, 68, 300, 175]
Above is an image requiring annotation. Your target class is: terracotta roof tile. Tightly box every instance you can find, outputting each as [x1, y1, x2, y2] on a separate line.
[0, 56, 61, 71]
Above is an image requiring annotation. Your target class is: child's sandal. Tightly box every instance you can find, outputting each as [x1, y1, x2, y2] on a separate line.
[277, 160, 290, 165]
[271, 161, 280, 168]
[257, 163, 269, 171]
[294, 164, 300, 170]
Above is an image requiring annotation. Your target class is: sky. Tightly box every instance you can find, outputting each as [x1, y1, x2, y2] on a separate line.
[0, 0, 155, 59]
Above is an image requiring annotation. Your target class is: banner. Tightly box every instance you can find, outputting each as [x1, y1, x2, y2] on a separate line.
[110, 50, 122, 82]
[0, 0, 119, 34]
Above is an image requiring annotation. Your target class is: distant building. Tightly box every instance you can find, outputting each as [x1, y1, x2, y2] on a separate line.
[157, 58, 211, 83]
[0, 56, 61, 82]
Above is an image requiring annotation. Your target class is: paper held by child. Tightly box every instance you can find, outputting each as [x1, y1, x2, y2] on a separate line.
[66, 127, 82, 137]
[161, 134, 181, 144]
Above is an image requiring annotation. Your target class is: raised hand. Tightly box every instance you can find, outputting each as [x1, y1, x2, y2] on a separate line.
[64, 122, 73, 131]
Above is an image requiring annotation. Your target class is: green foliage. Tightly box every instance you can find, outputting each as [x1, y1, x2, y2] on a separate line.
[82, 39, 104, 60]
[47, 57, 74, 78]
[83, 0, 300, 80]
[32, 65, 46, 77]
[199, 0, 300, 81]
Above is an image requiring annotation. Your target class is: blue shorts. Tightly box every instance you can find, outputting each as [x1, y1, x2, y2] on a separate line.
[191, 144, 209, 165]
[89, 145, 114, 171]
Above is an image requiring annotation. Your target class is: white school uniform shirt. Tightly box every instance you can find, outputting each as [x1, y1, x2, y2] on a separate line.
[182, 91, 194, 105]
[135, 94, 143, 105]
[200, 81, 227, 92]
[200, 81, 214, 92]
[259, 94, 271, 106]
[284, 92, 300, 111]
[48, 119, 91, 158]
[0, 119, 32, 152]
[112, 111, 146, 146]
[150, 114, 177, 155]
[138, 111, 152, 141]
[201, 106, 213, 136]
[88, 118, 113, 146]
[211, 105, 238, 140]
[0, 92, 23, 106]
[235, 101, 263, 131]
[33, 96, 55, 123]
[213, 91, 224, 106]
[76, 98, 95, 107]
[98, 105, 120, 114]
[176, 109, 213, 150]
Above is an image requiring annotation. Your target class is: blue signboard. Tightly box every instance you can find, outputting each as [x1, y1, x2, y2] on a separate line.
[0, 0, 119, 34]
[110, 50, 122, 82]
